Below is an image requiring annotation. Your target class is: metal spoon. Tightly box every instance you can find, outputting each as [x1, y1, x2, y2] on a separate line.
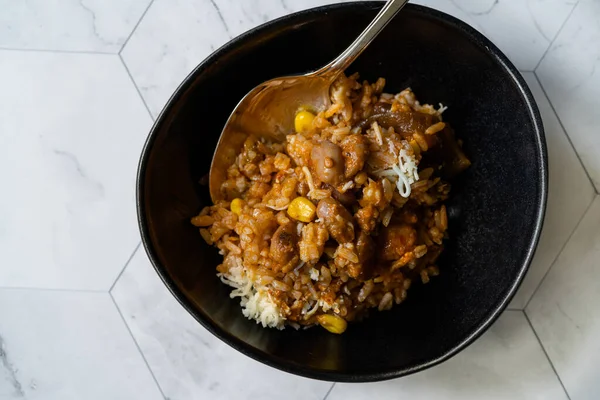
[210, 0, 410, 202]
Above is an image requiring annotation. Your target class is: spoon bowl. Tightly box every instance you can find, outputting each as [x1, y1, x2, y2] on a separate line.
[209, 72, 332, 201]
[209, 0, 409, 201]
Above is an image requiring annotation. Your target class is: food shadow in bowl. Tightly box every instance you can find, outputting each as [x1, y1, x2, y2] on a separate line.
[137, 2, 547, 382]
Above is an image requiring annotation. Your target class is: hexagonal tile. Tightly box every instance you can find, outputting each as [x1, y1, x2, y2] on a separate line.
[111, 248, 333, 400]
[508, 73, 595, 309]
[0, 289, 163, 400]
[0, 0, 153, 53]
[121, 0, 230, 117]
[121, 0, 353, 117]
[414, 0, 578, 71]
[537, 0, 600, 191]
[327, 311, 567, 400]
[122, 0, 578, 119]
[527, 196, 600, 400]
[0, 51, 152, 290]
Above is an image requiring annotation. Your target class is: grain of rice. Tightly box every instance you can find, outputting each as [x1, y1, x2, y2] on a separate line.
[199, 228, 213, 245]
[391, 251, 415, 270]
[413, 132, 429, 151]
[381, 207, 394, 227]
[358, 280, 374, 302]
[372, 121, 384, 146]
[320, 266, 332, 285]
[310, 189, 331, 200]
[439, 205, 448, 231]
[414, 244, 428, 258]
[420, 270, 430, 284]
[378, 292, 394, 311]
[335, 244, 359, 264]
[257, 276, 274, 285]
[272, 280, 291, 292]
[302, 166, 315, 194]
[191, 215, 214, 227]
[306, 281, 318, 300]
[224, 241, 242, 255]
[341, 181, 355, 192]
[425, 122, 446, 135]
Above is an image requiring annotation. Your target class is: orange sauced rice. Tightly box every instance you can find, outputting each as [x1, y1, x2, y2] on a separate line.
[192, 73, 470, 333]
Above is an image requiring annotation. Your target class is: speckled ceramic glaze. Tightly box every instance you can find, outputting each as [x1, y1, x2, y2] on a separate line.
[137, 1, 547, 382]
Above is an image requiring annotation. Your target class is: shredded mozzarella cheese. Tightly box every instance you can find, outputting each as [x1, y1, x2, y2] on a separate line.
[375, 143, 420, 198]
[302, 166, 316, 198]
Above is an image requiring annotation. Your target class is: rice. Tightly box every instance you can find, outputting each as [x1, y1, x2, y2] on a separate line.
[219, 261, 285, 329]
[193, 73, 469, 333]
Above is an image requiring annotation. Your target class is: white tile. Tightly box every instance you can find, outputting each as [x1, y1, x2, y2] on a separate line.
[121, 0, 232, 117]
[411, 0, 577, 71]
[0, 0, 152, 53]
[111, 249, 332, 400]
[123, 0, 575, 118]
[121, 0, 354, 117]
[0, 289, 163, 400]
[527, 196, 600, 400]
[537, 0, 600, 191]
[328, 311, 566, 400]
[0, 51, 152, 290]
[509, 73, 595, 309]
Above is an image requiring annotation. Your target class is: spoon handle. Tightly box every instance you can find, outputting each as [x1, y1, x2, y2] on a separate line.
[316, 0, 410, 78]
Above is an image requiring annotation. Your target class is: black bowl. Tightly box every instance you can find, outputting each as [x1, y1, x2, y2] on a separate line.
[137, 2, 547, 382]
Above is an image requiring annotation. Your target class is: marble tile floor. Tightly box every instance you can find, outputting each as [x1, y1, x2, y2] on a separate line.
[1, 0, 599, 399]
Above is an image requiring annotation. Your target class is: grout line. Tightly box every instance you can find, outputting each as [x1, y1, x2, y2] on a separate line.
[322, 382, 336, 400]
[119, 0, 156, 55]
[533, 72, 598, 194]
[523, 196, 595, 311]
[110, 293, 168, 400]
[532, 0, 580, 72]
[0, 47, 114, 55]
[523, 311, 572, 400]
[118, 54, 155, 120]
[109, 242, 142, 293]
[505, 306, 523, 311]
[0, 287, 105, 293]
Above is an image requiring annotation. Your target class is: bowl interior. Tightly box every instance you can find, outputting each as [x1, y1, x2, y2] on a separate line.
[138, 2, 546, 381]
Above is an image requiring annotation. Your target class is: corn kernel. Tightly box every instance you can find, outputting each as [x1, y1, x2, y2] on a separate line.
[294, 110, 315, 133]
[230, 198, 243, 215]
[287, 197, 316, 223]
[317, 314, 347, 334]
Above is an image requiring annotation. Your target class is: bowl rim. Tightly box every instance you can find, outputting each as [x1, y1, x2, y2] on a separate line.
[136, 1, 548, 383]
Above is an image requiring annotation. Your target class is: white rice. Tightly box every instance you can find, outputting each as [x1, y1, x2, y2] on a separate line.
[218, 261, 285, 329]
